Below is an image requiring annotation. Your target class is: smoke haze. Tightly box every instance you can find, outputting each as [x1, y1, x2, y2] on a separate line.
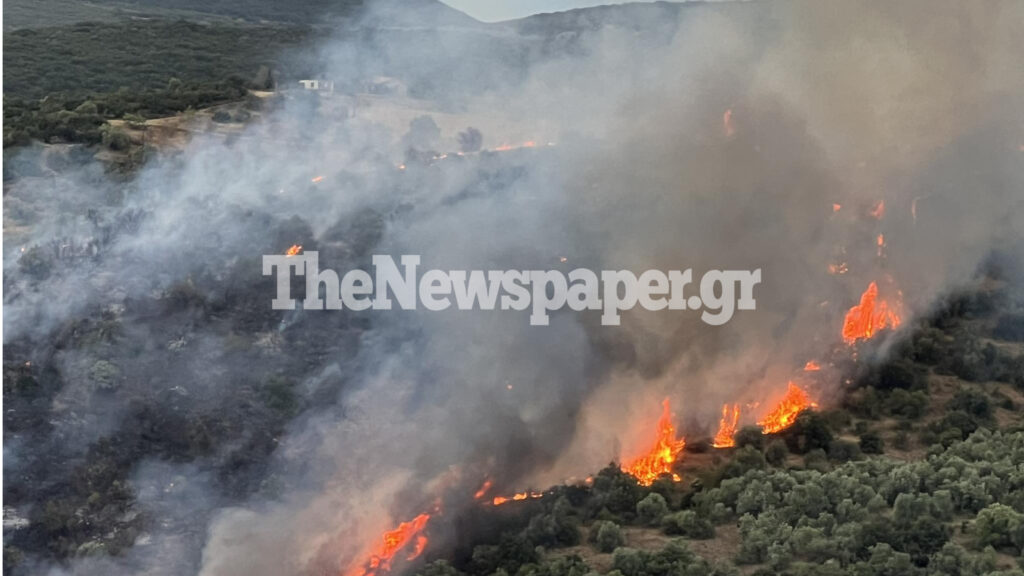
[4, 1, 1023, 574]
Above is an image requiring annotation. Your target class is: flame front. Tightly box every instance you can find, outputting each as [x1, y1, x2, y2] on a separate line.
[285, 244, 302, 257]
[758, 383, 816, 434]
[344, 514, 430, 576]
[622, 398, 686, 485]
[491, 491, 543, 506]
[841, 281, 902, 344]
[712, 403, 740, 448]
[803, 361, 821, 371]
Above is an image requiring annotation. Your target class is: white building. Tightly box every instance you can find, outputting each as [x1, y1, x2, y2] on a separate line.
[298, 79, 335, 92]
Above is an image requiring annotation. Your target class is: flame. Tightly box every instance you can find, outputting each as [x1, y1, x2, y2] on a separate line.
[622, 398, 686, 485]
[723, 108, 735, 137]
[828, 262, 848, 275]
[869, 200, 885, 220]
[758, 382, 816, 434]
[312, 176, 324, 183]
[832, 203, 842, 213]
[492, 141, 539, 152]
[473, 479, 493, 500]
[841, 281, 902, 344]
[803, 360, 821, 371]
[876, 234, 885, 257]
[712, 404, 740, 448]
[285, 244, 302, 257]
[491, 491, 543, 506]
[344, 513, 430, 576]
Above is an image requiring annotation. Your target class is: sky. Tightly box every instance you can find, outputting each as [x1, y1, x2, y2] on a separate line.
[439, 0, 685, 22]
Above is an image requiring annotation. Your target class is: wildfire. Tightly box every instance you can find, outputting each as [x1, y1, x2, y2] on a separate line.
[832, 203, 842, 213]
[344, 513, 430, 576]
[622, 398, 686, 485]
[803, 360, 821, 371]
[491, 491, 543, 506]
[285, 244, 302, 257]
[312, 176, 325, 183]
[828, 262, 848, 275]
[712, 404, 740, 448]
[723, 108, 735, 137]
[492, 141, 540, 152]
[869, 200, 885, 220]
[758, 382, 816, 434]
[473, 479, 493, 500]
[841, 281, 902, 344]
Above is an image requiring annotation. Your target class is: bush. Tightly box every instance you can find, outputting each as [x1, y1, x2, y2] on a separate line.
[778, 411, 834, 455]
[973, 504, 1023, 551]
[734, 426, 765, 450]
[592, 521, 625, 553]
[764, 439, 789, 466]
[949, 387, 993, 421]
[827, 440, 861, 462]
[662, 510, 715, 539]
[636, 493, 668, 525]
[859, 432, 885, 454]
[102, 126, 130, 150]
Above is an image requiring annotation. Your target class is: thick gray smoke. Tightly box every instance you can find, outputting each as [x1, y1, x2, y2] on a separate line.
[3, 1, 1023, 575]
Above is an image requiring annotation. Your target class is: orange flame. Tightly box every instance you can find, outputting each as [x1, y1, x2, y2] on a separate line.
[344, 514, 430, 576]
[712, 403, 740, 448]
[723, 108, 736, 137]
[758, 383, 816, 434]
[841, 281, 902, 344]
[622, 398, 686, 485]
[832, 203, 842, 213]
[473, 479, 493, 500]
[491, 491, 543, 506]
[285, 244, 302, 257]
[312, 176, 324, 183]
[803, 361, 821, 371]
[828, 262, 848, 275]
[869, 200, 885, 220]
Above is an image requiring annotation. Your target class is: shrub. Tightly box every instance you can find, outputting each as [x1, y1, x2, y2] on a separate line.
[973, 504, 1023, 551]
[827, 440, 862, 462]
[764, 439, 789, 466]
[734, 426, 765, 450]
[636, 493, 668, 525]
[593, 521, 626, 553]
[859, 432, 885, 454]
[662, 510, 715, 539]
[949, 387, 993, 421]
[876, 359, 926, 391]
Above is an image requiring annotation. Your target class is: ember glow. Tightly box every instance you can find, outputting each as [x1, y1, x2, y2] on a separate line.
[622, 398, 686, 485]
[311, 176, 325, 183]
[841, 281, 903, 344]
[285, 244, 302, 257]
[758, 383, 816, 434]
[803, 360, 821, 371]
[344, 513, 430, 576]
[712, 403, 740, 448]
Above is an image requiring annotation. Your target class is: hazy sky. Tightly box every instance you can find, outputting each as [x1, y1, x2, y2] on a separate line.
[440, 0, 684, 22]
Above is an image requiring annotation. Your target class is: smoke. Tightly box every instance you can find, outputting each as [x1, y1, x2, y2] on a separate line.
[4, 1, 1023, 575]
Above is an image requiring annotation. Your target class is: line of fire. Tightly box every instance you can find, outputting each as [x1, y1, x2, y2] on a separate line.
[336, 112, 908, 576]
